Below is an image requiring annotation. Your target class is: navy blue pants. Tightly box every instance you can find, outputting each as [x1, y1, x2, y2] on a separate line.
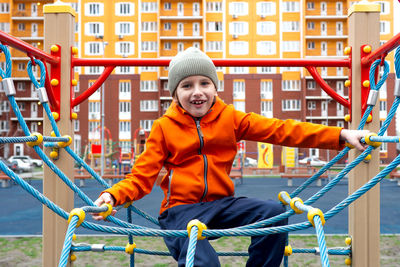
[158, 196, 287, 267]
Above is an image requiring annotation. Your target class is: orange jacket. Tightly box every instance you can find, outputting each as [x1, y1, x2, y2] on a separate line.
[104, 97, 344, 214]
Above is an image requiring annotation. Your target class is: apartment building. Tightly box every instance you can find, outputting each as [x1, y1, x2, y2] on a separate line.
[0, 0, 397, 165]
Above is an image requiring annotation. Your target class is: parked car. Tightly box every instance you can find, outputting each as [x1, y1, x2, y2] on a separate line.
[244, 157, 258, 167]
[0, 157, 20, 173]
[9, 158, 32, 172]
[8, 155, 43, 168]
[298, 156, 328, 167]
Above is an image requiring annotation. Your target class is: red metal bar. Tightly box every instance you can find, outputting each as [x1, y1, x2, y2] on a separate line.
[71, 66, 115, 107]
[306, 66, 350, 108]
[361, 32, 400, 66]
[0, 30, 59, 65]
[44, 63, 60, 111]
[72, 57, 351, 68]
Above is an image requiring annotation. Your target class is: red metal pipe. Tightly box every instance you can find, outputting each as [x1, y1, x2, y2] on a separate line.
[72, 57, 351, 68]
[361, 32, 400, 65]
[306, 66, 350, 108]
[71, 66, 115, 107]
[0, 30, 59, 65]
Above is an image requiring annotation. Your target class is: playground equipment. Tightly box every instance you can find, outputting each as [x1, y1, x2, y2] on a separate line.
[0, 2, 400, 267]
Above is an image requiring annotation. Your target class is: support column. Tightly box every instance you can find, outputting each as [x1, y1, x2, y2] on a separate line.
[43, 3, 76, 267]
[348, 2, 381, 267]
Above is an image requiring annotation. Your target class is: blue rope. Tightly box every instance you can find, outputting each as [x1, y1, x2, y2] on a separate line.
[27, 59, 46, 88]
[58, 216, 78, 267]
[395, 46, 400, 78]
[369, 59, 389, 91]
[0, 44, 12, 78]
[186, 226, 198, 267]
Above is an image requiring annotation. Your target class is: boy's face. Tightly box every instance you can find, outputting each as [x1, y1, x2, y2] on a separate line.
[174, 75, 217, 118]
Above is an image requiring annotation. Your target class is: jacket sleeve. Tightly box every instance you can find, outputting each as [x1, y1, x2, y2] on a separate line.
[234, 111, 344, 150]
[102, 120, 168, 206]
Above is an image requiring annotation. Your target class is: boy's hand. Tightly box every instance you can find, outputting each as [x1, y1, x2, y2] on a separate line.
[92, 193, 117, 221]
[340, 129, 370, 151]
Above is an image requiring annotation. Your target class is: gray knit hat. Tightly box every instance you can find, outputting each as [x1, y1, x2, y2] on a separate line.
[168, 47, 218, 96]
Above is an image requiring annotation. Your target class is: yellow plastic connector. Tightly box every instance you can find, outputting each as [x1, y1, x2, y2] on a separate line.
[344, 114, 351, 122]
[345, 237, 352, 246]
[366, 114, 372, 123]
[72, 46, 79, 55]
[363, 45, 372, 53]
[284, 244, 292, 256]
[289, 197, 304, 214]
[50, 149, 58, 159]
[52, 112, 59, 120]
[125, 243, 136, 254]
[50, 79, 59, 86]
[71, 79, 78, 86]
[58, 135, 72, 148]
[344, 46, 351, 55]
[70, 254, 77, 262]
[344, 80, 351, 87]
[187, 219, 207, 240]
[99, 203, 113, 219]
[50, 45, 59, 53]
[345, 257, 352, 265]
[71, 112, 78, 120]
[27, 132, 43, 147]
[51, 131, 56, 137]
[363, 154, 372, 162]
[345, 142, 355, 149]
[362, 80, 370, 87]
[278, 191, 290, 205]
[364, 133, 381, 147]
[72, 234, 77, 241]
[307, 208, 325, 227]
[124, 201, 133, 208]
[68, 208, 85, 228]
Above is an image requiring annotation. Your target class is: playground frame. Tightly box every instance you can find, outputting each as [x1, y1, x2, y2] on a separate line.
[0, 1, 400, 267]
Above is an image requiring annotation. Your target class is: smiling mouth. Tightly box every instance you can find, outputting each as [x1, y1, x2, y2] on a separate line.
[191, 100, 206, 105]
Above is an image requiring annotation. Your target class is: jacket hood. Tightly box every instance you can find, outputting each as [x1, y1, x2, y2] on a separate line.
[164, 96, 227, 125]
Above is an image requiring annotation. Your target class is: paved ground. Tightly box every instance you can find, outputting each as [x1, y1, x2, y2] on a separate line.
[1, 177, 400, 235]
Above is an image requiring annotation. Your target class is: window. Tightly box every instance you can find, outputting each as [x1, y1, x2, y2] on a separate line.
[164, 2, 171, 10]
[140, 100, 158, 112]
[1, 101, 9, 112]
[378, 1, 389, 15]
[307, 41, 315, 49]
[308, 101, 316, 110]
[206, 41, 223, 52]
[282, 21, 299, 32]
[233, 101, 245, 112]
[140, 81, 158, 92]
[257, 2, 276, 16]
[119, 121, 131, 133]
[140, 120, 154, 131]
[380, 21, 390, 34]
[260, 81, 273, 99]
[164, 22, 171, 30]
[119, 101, 131, 113]
[18, 63, 25, 71]
[282, 80, 300, 91]
[17, 102, 25, 110]
[85, 22, 104, 36]
[116, 66, 134, 74]
[0, 120, 10, 132]
[18, 23, 25, 31]
[282, 41, 300, 52]
[307, 22, 315, 30]
[257, 41, 276, 55]
[217, 80, 224, 92]
[86, 66, 104, 74]
[116, 42, 134, 55]
[89, 101, 100, 113]
[233, 81, 245, 99]
[307, 2, 315, 9]
[119, 81, 131, 100]
[18, 3, 25, 11]
[74, 120, 80, 132]
[307, 81, 316, 90]
[0, 3, 9, 13]
[85, 42, 103, 55]
[17, 82, 26, 91]
[140, 66, 157, 72]
[257, 67, 276, 73]
[141, 41, 157, 52]
[206, 2, 222, 12]
[282, 100, 301, 111]
[0, 23, 10, 33]
[230, 67, 248, 74]
[229, 42, 249, 55]
[230, 22, 248, 35]
[85, 3, 103, 16]
[229, 2, 248, 16]
[282, 2, 300, 12]
[257, 22, 276, 35]
[141, 2, 158, 12]
[261, 101, 273, 117]
[336, 2, 343, 15]
[141, 22, 157, 32]
[70, 3, 79, 13]
[116, 22, 134, 35]
[207, 22, 223, 32]
[164, 42, 172, 50]
[116, 2, 134, 16]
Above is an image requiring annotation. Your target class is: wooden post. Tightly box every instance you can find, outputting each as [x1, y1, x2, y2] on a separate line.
[43, 3, 76, 267]
[348, 2, 381, 267]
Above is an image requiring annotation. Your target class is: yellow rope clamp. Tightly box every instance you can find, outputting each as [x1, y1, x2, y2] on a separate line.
[278, 191, 290, 205]
[58, 135, 72, 148]
[99, 203, 113, 219]
[345, 258, 352, 265]
[124, 201, 133, 208]
[345, 142, 355, 149]
[125, 243, 137, 254]
[187, 219, 207, 240]
[68, 208, 85, 228]
[27, 132, 43, 147]
[284, 244, 293, 256]
[345, 237, 352, 246]
[364, 132, 381, 147]
[52, 112, 59, 120]
[70, 254, 77, 262]
[307, 208, 325, 227]
[289, 197, 304, 214]
[50, 149, 59, 159]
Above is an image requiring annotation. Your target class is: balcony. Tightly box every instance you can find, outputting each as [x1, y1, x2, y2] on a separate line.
[305, 15, 347, 20]
[12, 11, 44, 20]
[159, 16, 202, 20]
[305, 35, 348, 40]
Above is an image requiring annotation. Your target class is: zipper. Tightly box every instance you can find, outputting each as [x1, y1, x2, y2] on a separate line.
[164, 169, 174, 207]
[195, 118, 208, 202]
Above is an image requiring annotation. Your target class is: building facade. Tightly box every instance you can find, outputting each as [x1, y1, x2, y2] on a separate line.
[0, 0, 397, 166]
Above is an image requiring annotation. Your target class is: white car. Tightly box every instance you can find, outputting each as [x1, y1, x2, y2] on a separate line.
[11, 158, 32, 172]
[298, 157, 328, 167]
[8, 155, 43, 168]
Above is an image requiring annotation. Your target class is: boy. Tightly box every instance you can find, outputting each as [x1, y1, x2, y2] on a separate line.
[94, 47, 368, 266]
